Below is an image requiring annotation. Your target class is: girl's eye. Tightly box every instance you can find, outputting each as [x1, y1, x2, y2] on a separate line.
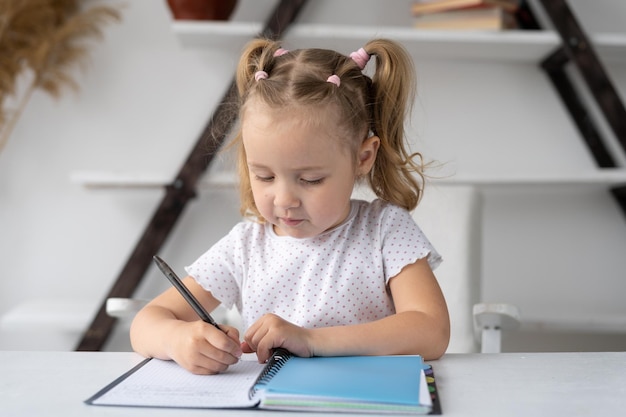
[301, 178, 324, 185]
[255, 175, 274, 182]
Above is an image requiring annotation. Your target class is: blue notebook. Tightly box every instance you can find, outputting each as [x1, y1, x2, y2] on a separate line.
[252, 349, 433, 413]
[86, 349, 437, 415]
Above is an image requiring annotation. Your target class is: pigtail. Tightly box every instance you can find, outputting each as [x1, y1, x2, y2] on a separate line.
[236, 38, 281, 97]
[234, 38, 283, 219]
[364, 39, 424, 211]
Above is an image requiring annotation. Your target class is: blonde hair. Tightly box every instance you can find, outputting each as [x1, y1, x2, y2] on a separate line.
[232, 38, 425, 219]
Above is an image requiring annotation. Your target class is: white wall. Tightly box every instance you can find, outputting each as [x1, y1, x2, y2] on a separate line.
[1, 0, 625, 351]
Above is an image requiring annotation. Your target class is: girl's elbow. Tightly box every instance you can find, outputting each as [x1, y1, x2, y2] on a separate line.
[425, 319, 450, 360]
[426, 336, 449, 360]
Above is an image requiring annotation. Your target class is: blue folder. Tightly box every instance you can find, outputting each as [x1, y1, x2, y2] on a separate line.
[253, 353, 433, 413]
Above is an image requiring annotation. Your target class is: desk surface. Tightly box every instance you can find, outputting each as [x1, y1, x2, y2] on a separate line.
[1, 351, 625, 416]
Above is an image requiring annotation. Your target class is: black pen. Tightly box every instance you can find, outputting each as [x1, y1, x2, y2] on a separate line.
[153, 255, 223, 332]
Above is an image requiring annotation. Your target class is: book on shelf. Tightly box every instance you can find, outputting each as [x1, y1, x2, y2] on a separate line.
[413, 6, 518, 30]
[411, 0, 520, 15]
[86, 349, 442, 415]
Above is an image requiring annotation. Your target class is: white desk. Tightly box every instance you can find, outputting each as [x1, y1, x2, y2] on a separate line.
[1, 351, 624, 416]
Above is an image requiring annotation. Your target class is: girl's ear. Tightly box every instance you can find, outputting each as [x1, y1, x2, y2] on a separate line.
[356, 135, 380, 176]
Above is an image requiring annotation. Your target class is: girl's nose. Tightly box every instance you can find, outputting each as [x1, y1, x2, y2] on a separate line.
[274, 183, 300, 210]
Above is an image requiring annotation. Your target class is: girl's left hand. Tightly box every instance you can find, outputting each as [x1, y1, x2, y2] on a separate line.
[241, 313, 313, 363]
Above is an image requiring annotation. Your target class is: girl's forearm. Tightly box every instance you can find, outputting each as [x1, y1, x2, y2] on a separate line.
[130, 305, 182, 360]
[308, 311, 449, 360]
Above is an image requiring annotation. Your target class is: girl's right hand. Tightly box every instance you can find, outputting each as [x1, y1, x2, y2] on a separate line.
[167, 320, 242, 375]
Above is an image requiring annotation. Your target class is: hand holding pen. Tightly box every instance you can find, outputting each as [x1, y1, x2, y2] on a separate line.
[153, 255, 242, 374]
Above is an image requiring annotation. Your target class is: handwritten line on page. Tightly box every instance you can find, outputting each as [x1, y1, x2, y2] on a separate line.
[90, 358, 265, 408]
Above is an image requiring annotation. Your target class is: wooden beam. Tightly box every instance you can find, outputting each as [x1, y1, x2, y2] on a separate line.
[539, 0, 626, 155]
[541, 47, 616, 168]
[535, 0, 626, 220]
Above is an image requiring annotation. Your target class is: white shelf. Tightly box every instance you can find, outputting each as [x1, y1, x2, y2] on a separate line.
[172, 21, 626, 63]
[440, 171, 626, 187]
[69, 171, 237, 190]
[71, 170, 626, 190]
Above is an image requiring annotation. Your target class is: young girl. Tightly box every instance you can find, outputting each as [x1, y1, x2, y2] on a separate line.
[130, 38, 450, 375]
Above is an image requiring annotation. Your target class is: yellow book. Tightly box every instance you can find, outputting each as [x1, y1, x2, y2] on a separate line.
[412, 0, 520, 15]
[413, 6, 518, 30]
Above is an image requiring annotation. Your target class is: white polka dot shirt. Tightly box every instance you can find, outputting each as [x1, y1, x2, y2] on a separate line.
[185, 199, 441, 330]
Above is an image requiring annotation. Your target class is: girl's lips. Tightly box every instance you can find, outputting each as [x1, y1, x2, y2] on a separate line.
[280, 217, 303, 227]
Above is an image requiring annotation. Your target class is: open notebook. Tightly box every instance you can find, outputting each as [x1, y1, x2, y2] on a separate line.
[86, 349, 440, 414]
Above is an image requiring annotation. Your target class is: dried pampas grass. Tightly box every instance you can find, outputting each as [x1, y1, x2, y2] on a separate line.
[0, 0, 121, 153]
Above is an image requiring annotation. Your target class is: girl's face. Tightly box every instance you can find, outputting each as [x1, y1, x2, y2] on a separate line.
[242, 102, 377, 239]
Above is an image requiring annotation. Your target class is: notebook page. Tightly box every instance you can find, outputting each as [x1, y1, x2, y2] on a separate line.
[419, 367, 432, 408]
[90, 358, 264, 408]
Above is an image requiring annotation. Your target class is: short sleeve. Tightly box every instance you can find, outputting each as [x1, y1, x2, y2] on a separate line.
[184, 223, 248, 310]
[377, 202, 442, 282]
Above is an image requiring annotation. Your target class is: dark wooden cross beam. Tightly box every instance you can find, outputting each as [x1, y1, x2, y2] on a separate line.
[532, 0, 626, 219]
[76, 0, 309, 352]
[541, 47, 617, 168]
[539, 0, 626, 156]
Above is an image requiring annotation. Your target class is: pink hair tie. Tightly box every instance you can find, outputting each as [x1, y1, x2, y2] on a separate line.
[254, 70, 268, 81]
[274, 48, 289, 57]
[326, 74, 340, 87]
[349, 47, 370, 70]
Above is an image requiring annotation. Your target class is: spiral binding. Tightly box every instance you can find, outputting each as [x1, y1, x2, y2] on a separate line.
[248, 348, 293, 399]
